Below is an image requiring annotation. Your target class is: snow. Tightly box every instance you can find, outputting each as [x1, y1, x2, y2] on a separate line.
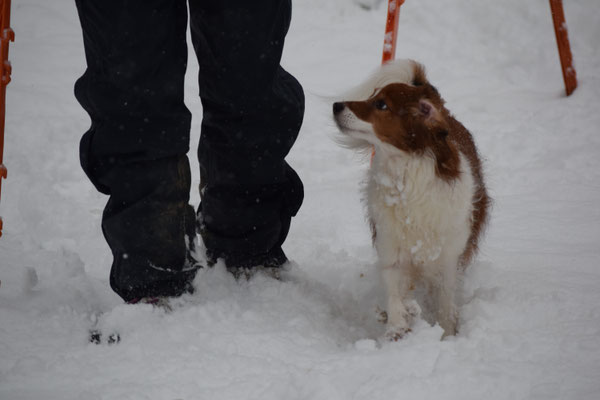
[1, 0, 600, 399]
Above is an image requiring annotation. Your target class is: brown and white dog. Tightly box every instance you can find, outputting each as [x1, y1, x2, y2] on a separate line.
[333, 60, 489, 339]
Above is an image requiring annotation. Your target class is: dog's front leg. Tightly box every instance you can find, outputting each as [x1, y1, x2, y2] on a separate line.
[382, 263, 415, 340]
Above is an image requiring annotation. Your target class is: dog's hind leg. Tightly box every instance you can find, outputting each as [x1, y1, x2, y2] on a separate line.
[381, 263, 417, 340]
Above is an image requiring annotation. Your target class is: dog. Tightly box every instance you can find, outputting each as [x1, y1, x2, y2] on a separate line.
[333, 59, 489, 339]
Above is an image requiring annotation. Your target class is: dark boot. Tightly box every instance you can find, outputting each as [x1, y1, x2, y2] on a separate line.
[101, 155, 201, 302]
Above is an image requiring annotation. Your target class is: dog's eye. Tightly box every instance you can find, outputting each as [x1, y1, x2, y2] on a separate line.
[374, 100, 388, 111]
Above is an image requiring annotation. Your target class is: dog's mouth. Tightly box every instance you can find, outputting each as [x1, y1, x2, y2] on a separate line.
[333, 113, 349, 132]
[333, 114, 371, 136]
[336, 124, 372, 137]
[333, 102, 371, 134]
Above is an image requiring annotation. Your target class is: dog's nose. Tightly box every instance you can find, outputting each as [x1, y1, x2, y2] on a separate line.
[333, 102, 345, 115]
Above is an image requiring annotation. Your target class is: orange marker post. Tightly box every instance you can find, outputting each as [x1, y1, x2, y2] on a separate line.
[374, 0, 405, 160]
[381, 0, 404, 65]
[549, 0, 577, 96]
[1, 0, 14, 237]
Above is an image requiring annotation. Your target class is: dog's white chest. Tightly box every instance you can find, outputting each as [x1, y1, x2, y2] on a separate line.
[366, 151, 474, 267]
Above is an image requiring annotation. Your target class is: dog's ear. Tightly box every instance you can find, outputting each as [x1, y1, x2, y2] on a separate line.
[411, 62, 428, 87]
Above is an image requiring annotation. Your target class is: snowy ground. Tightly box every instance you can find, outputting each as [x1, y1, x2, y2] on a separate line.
[1, 0, 600, 399]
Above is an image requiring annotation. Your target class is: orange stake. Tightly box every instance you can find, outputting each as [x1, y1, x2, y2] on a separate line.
[549, 0, 577, 96]
[1, 0, 14, 237]
[374, 0, 405, 161]
[381, 0, 404, 65]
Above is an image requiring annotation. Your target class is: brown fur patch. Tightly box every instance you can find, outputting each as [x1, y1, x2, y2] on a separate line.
[345, 82, 460, 182]
[411, 63, 428, 87]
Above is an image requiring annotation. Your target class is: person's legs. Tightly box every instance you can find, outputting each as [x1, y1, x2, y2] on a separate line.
[74, 0, 199, 301]
[189, 0, 305, 270]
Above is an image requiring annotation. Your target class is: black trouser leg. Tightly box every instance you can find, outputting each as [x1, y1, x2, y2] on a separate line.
[74, 0, 198, 301]
[189, 0, 305, 268]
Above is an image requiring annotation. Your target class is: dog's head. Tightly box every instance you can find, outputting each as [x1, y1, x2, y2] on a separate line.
[333, 60, 450, 155]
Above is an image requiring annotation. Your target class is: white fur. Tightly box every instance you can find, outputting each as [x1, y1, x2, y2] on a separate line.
[337, 59, 417, 102]
[367, 145, 474, 337]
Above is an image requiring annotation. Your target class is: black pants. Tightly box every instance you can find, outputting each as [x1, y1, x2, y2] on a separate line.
[74, 0, 304, 301]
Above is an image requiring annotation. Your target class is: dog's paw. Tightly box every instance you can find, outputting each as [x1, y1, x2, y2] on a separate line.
[405, 299, 421, 319]
[379, 301, 419, 326]
[375, 306, 388, 324]
[440, 318, 458, 339]
[385, 326, 411, 342]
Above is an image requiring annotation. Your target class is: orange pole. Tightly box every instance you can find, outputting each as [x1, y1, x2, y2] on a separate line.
[381, 0, 404, 65]
[374, 1, 404, 161]
[549, 0, 577, 96]
[1, 0, 14, 237]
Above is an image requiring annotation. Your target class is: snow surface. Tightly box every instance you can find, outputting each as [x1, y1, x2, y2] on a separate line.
[1, 0, 600, 399]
